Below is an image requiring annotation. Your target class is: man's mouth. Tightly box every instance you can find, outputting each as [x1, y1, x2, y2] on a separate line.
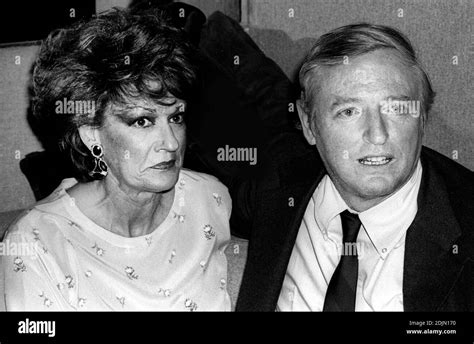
[358, 156, 393, 166]
[151, 159, 176, 170]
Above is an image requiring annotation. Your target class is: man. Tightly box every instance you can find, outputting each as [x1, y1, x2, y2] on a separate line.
[231, 23, 473, 311]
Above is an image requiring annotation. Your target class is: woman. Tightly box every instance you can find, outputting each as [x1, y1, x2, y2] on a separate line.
[2, 8, 231, 311]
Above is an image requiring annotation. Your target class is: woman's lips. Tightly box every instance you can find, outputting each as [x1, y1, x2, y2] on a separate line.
[151, 159, 176, 170]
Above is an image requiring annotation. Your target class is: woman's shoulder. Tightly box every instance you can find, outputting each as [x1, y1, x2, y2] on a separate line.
[179, 169, 232, 215]
[6, 179, 77, 239]
[179, 169, 229, 193]
[5, 208, 51, 243]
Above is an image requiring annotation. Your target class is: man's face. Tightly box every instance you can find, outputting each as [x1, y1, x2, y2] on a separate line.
[298, 49, 424, 211]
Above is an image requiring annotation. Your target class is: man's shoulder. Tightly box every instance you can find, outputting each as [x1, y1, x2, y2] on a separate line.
[421, 146, 473, 190]
[421, 146, 474, 236]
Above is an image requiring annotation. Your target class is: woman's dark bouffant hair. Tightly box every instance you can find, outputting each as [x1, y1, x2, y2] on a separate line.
[32, 7, 198, 182]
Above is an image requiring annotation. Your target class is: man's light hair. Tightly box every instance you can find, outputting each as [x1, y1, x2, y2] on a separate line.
[299, 23, 435, 120]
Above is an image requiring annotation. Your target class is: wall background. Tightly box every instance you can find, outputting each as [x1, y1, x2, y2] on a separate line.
[0, 0, 472, 212]
[0, 45, 40, 211]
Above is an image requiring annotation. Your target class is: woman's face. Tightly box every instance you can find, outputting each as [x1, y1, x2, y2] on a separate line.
[93, 96, 187, 193]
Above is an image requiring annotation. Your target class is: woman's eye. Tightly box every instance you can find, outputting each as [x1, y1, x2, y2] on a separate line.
[132, 117, 153, 128]
[337, 107, 361, 118]
[169, 113, 185, 124]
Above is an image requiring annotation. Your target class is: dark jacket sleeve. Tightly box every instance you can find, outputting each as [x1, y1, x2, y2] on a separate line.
[184, 12, 303, 239]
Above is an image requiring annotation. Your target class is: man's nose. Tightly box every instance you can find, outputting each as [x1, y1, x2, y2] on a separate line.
[362, 110, 389, 145]
[154, 124, 179, 152]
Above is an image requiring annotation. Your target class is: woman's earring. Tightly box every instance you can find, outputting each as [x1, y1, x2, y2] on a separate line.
[89, 144, 108, 178]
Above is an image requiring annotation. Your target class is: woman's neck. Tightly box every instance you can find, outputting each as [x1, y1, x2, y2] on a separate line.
[68, 178, 175, 238]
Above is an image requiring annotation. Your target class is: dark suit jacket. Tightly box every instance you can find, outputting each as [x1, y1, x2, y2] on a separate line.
[233, 145, 474, 311]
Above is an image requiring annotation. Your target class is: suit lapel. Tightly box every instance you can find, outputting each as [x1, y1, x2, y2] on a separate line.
[403, 151, 464, 311]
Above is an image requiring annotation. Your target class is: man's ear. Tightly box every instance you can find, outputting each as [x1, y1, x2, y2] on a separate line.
[78, 125, 101, 150]
[296, 99, 317, 146]
[421, 111, 427, 132]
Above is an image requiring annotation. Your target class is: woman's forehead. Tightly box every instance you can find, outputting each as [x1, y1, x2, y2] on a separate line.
[109, 96, 186, 114]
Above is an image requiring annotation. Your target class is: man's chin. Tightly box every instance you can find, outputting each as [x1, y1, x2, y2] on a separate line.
[355, 176, 398, 200]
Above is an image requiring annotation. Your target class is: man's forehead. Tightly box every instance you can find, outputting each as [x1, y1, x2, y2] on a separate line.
[319, 51, 417, 98]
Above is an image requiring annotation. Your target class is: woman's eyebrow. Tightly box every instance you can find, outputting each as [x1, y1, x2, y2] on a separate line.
[118, 105, 156, 113]
[114, 103, 186, 116]
[112, 107, 158, 120]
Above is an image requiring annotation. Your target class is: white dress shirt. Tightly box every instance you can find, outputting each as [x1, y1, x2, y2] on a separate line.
[277, 160, 423, 311]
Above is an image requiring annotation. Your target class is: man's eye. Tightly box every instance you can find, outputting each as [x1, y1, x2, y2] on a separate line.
[381, 104, 401, 116]
[169, 113, 185, 124]
[384, 105, 399, 115]
[132, 117, 153, 128]
[337, 108, 361, 117]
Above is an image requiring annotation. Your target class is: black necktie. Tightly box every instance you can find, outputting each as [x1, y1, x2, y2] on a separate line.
[323, 210, 361, 311]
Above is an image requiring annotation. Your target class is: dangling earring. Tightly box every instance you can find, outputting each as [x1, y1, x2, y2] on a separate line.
[89, 144, 108, 178]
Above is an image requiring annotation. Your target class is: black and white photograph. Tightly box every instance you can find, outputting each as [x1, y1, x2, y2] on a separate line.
[0, 0, 472, 341]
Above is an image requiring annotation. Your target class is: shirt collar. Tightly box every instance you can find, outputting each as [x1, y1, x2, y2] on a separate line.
[359, 160, 422, 258]
[314, 160, 423, 258]
[313, 174, 349, 236]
